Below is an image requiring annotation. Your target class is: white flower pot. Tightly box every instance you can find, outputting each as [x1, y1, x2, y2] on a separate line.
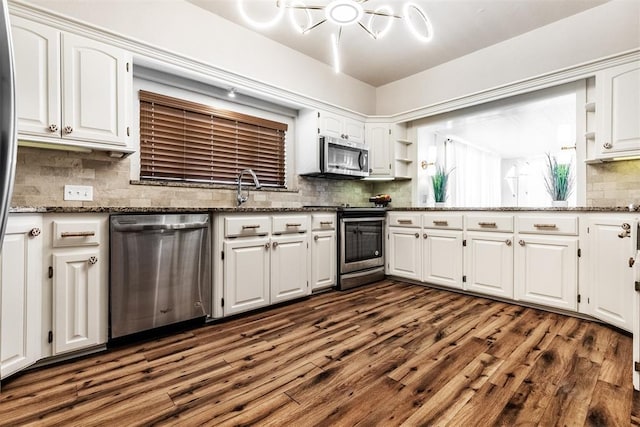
[551, 200, 568, 208]
[434, 202, 446, 208]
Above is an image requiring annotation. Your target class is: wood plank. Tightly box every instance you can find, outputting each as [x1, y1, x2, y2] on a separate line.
[0, 281, 635, 426]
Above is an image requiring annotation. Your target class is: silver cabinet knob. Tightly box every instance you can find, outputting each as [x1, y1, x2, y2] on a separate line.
[314, 235, 319, 241]
[518, 239, 525, 246]
[505, 239, 512, 246]
[272, 241, 279, 249]
[48, 124, 58, 132]
[603, 142, 613, 149]
[264, 242, 271, 250]
[30, 227, 41, 237]
[423, 233, 428, 239]
[88, 256, 98, 265]
[63, 125, 73, 134]
[415, 233, 420, 238]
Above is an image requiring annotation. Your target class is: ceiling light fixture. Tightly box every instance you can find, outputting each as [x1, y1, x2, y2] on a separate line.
[238, 0, 433, 74]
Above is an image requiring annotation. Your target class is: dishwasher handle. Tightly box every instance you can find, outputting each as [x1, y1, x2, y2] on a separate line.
[112, 221, 209, 232]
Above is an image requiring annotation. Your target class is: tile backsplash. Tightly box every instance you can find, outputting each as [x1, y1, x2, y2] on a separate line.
[11, 147, 376, 208]
[586, 159, 640, 207]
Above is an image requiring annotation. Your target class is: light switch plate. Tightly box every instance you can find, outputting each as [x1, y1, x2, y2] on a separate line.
[64, 185, 93, 201]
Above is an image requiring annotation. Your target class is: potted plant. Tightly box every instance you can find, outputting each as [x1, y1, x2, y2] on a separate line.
[431, 164, 453, 207]
[543, 153, 573, 207]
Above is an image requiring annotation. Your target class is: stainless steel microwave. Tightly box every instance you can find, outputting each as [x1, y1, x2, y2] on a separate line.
[319, 135, 369, 178]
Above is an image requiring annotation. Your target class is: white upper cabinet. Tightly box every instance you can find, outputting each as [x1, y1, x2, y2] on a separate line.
[596, 61, 640, 158]
[11, 17, 60, 137]
[365, 123, 393, 177]
[318, 110, 364, 144]
[12, 16, 131, 152]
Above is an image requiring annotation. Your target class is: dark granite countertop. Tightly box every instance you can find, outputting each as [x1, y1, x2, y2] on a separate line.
[8, 206, 640, 214]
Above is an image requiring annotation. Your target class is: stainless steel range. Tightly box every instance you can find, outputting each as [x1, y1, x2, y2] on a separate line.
[337, 207, 386, 290]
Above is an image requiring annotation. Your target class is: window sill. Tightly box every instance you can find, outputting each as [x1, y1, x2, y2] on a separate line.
[130, 180, 298, 193]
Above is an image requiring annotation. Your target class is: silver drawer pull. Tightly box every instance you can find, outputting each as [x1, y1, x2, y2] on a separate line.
[478, 222, 497, 227]
[433, 220, 448, 226]
[397, 219, 413, 224]
[242, 225, 261, 230]
[286, 223, 302, 227]
[320, 221, 333, 226]
[533, 223, 557, 229]
[61, 231, 96, 238]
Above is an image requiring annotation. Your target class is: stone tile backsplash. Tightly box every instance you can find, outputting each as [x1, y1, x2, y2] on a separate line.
[586, 160, 640, 207]
[11, 147, 376, 208]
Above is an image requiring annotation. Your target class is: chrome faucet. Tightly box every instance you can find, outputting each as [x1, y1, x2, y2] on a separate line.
[236, 169, 261, 206]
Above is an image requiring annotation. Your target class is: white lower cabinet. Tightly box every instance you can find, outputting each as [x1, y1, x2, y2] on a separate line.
[465, 232, 514, 299]
[387, 227, 421, 281]
[311, 214, 336, 291]
[223, 237, 270, 316]
[46, 214, 108, 356]
[422, 229, 464, 290]
[219, 214, 310, 317]
[586, 217, 636, 332]
[0, 214, 43, 379]
[515, 235, 578, 311]
[271, 234, 309, 303]
[52, 250, 102, 354]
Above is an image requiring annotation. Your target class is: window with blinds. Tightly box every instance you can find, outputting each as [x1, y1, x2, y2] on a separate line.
[139, 90, 288, 187]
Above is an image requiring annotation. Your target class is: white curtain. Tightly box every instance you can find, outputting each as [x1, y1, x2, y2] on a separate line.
[446, 139, 501, 207]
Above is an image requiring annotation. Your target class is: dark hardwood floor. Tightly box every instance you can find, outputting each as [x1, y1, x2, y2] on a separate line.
[1, 280, 638, 426]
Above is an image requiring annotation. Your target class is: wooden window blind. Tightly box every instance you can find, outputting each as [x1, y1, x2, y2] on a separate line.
[139, 90, 288, 187]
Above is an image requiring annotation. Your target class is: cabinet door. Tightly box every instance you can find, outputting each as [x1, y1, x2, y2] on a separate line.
[311, 230, 336, 291]
[62, 33, 129, 146]
[223, 238, 270, 316]
[11, 16, 61, 138]
[366, 123, 392, 176]
[465, 232, 514, 299]
[52, 249, 101, 354]
[423, 230, 464, 289]
[271, 234, 309, 303]
[598, 62, 640, 156]
[388, 227, 422, 281]
[587, 218, 635, 331]
[343, 117, 364, 144]
[0, 216, 43, 379]
[318, 111, 343, 139]
[515, 235, 578, 311]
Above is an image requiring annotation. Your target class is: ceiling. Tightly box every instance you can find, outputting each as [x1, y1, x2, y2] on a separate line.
[188, 0, 608, 87]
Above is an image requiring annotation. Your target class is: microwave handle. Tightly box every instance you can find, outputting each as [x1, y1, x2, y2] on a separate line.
[358, 151, 364, 170]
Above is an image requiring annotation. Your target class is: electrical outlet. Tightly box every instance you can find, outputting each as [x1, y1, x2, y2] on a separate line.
[64, 185, 93, 201]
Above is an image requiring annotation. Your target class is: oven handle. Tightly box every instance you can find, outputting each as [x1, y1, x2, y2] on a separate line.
[341, 217, 386, 223]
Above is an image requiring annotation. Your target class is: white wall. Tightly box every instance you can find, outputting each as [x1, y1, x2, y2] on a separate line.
[376, 0, 640, 115]
[20, 0, 376, 115]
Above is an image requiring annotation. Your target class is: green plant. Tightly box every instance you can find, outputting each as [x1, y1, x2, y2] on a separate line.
[431, 164, 453, 203]
[543, 153, 574, 201]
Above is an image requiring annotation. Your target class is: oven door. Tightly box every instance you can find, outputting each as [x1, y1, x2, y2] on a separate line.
[340, 217, 385, 274]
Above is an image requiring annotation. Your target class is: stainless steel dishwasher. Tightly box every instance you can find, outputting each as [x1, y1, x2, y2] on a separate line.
[109, 213, 211, 339]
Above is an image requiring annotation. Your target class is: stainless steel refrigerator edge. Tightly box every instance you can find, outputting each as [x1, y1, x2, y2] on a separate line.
[0, 0, 17, 394]
[0, 0, 16, 257]
[110, 214, 212, 339]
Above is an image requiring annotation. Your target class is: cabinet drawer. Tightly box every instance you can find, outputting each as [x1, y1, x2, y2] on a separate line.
[311, 213, 336, 230]
[422, 213, 464, 230]
[272, 215, 309, 234]
[52, 220, 101, 247]
[517, 216, 578, 235]
[466, 214, 514, 232]
[225, 216, 270, 237]
[388, 212, 421, 228]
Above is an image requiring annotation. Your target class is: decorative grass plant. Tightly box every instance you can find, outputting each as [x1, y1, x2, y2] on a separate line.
[543, 153, 574, 201]
[432, 164, 453, 203]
